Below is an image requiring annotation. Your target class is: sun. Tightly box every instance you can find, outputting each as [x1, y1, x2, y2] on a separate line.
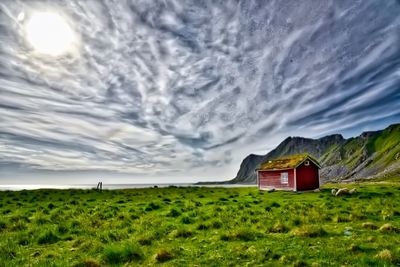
[25, 11, 76, 56]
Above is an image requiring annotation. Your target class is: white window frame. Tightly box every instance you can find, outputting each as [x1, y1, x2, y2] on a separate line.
[281, 172, 288, 184]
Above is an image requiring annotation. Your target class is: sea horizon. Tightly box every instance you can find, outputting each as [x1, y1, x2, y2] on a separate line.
[0, 182, 256, 191]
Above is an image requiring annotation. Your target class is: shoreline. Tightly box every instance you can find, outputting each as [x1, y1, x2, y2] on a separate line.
[0, 183, 256, 191]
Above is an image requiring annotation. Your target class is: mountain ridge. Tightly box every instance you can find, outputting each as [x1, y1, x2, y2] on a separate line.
[228, 123, 400, 184]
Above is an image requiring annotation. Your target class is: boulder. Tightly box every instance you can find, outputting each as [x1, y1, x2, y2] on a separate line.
[335, 188, 350, 196]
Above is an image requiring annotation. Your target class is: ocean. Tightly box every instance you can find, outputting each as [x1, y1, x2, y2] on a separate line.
[0, 183, 255, 191]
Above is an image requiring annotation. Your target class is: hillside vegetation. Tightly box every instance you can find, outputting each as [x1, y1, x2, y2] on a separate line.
[230, 123, 400, 184]
[1, 181, 400, 266]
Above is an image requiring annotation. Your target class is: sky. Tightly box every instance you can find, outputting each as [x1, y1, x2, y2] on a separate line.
[0, 1, 400, 184]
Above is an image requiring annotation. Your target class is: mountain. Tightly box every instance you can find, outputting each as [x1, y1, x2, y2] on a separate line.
[229, 123, 400, 184]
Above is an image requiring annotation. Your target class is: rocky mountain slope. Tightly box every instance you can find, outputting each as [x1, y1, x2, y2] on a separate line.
[229, 124, 400, 184]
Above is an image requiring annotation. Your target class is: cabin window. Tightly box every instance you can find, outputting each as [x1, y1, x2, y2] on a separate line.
[281, 172, 288, 184]
[305, 160, 310, 166]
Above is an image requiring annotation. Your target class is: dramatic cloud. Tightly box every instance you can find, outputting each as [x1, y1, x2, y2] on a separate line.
[0, 1, 399, 183]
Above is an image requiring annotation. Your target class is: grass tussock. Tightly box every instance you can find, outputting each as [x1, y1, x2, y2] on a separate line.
[268, 222, 290, 233]
[137, 234, 153, 246]
[167, 208, 181, 217]
[375, 249, 394, 262]
[362, 222, 378, 230]
[347, 243, 364, 253]
[103, 242, 143, 264]
[0, 220, 7, 232]
[37, 231, 60, 245]
[291, 225, 327, 238]
[155, 249, 174, 262]
[172, 228, 193, 238]
[73, 259, 101, 267]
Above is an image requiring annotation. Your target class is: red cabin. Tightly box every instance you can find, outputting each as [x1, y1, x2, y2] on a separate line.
[256, 154, 320, 191]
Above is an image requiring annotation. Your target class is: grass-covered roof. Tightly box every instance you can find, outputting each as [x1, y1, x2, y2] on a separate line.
[257, 154, 320, 170]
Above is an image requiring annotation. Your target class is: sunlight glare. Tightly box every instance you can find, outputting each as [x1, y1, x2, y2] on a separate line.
[25, 12, 76, 56]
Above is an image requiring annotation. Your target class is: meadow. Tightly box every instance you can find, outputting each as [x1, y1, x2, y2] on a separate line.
[0, 180, 399, 266]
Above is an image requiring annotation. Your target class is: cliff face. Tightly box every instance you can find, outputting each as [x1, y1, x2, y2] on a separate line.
[229, 124, 400, 184]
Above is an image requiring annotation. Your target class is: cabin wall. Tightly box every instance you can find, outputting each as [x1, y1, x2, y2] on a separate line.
[296, 162, 319, 191]
[258, 169, 294, 190]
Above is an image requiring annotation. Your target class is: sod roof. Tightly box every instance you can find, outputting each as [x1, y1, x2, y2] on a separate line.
[257, 154, 320, 170]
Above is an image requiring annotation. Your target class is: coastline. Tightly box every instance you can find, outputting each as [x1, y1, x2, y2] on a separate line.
[0, 183, 256, 191]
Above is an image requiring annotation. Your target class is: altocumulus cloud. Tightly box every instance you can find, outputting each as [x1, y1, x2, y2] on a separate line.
[0, 1, 400, 182]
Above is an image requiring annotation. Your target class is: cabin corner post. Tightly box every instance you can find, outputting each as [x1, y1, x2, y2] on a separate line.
[256, 170, 259, 189]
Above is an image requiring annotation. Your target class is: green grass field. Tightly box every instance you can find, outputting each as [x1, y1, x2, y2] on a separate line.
[0, 180, 400, 266]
